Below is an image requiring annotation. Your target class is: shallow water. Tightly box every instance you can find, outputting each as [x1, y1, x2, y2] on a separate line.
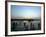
[11, 20, 41, 31]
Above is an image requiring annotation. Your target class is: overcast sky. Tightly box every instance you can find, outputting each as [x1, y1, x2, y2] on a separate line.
[11, 5, 41, 19]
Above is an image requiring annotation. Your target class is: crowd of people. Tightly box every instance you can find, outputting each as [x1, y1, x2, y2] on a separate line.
[11, 21, 41, 31]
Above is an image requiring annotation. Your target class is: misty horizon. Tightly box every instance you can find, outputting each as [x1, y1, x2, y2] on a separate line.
[11, 16, 41, 19]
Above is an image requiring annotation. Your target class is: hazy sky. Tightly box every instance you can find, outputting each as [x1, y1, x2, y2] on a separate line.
[11, 5, 41, 19]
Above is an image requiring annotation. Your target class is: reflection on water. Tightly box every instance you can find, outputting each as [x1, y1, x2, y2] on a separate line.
[11, 21, 41, 31]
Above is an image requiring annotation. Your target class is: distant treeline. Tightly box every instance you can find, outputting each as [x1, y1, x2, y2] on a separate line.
[11, 19, 40, 21]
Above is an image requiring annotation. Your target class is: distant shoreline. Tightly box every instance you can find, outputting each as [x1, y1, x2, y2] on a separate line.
[11, 19, 40, 21]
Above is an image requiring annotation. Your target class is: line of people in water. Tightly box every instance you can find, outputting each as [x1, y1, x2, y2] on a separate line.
[11, 22, 41, 31]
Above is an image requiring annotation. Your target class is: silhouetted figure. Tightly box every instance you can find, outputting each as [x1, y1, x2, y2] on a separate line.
[24, 23, 28, 30]
[11, 22, 15, 31]
[11, 22, 18, 31]
[24, 23, 26, 30]
[38, 23, 41, 30]
[30, 23, 35, 30]
[30, 23, 32, 30]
